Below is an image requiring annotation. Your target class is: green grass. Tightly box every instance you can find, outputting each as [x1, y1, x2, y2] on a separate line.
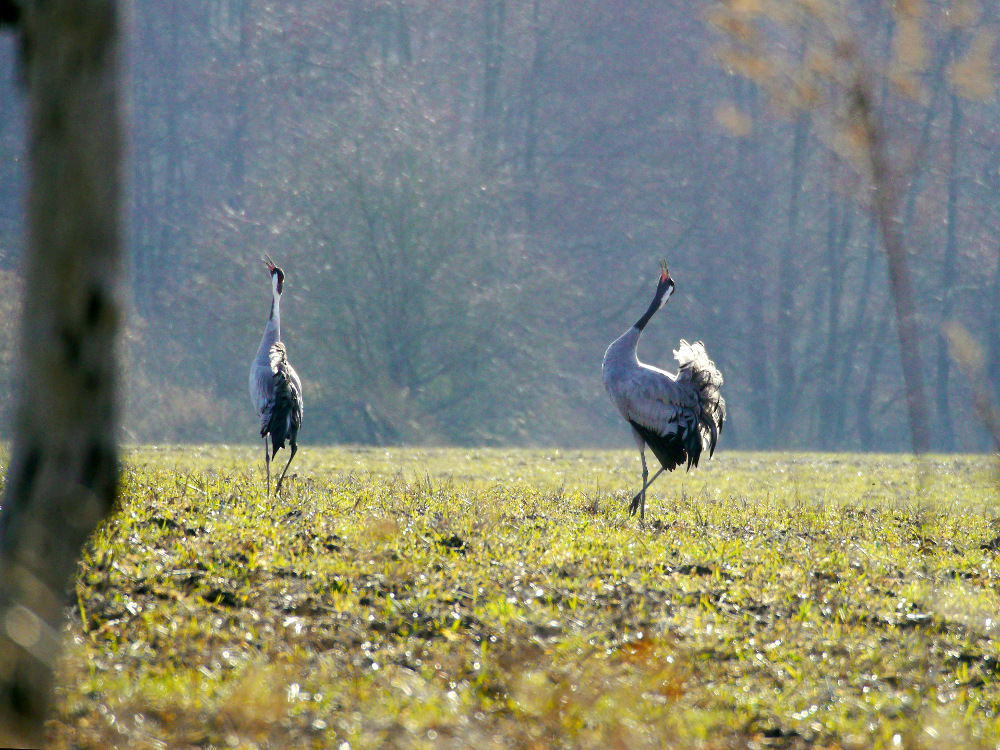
[50, 447, 1000, 749]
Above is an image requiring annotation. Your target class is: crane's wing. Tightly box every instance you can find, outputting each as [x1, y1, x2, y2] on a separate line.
[249, 363, 272, 418]
[622, 366, 703, 470]
[284, 361, 304, 420]
[262, 343, 302, 452]
[620, 341, 725, 471]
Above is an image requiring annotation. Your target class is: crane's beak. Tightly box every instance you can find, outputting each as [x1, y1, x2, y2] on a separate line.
[659, 259, 670, 283]
[262, 254, 276, 272]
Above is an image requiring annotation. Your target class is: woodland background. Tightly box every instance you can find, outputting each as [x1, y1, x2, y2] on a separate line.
[1, 0, 999, 452]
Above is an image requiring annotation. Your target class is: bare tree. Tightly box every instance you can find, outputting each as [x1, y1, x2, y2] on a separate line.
[846, 63, 931, 452]
[709, 2, 936, 451]
[0, 1, 122, 745]
[934, 86, 962, 451]
[773, 112, 810, 447]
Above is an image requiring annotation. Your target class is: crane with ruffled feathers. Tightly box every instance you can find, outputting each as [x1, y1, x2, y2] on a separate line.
[249, 255, 303, 494]
[602, 260, 726, 523]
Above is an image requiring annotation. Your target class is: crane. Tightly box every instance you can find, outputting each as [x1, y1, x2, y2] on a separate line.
[250, 255, 303, 495]
[602, 260, 725, 523]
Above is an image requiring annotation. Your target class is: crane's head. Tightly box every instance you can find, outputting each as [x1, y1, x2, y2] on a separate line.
[656, 259, 674, 307]
[263, 254, 284, 295]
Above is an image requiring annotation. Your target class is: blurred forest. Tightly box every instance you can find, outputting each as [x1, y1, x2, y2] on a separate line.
[1, 0, 999, 452]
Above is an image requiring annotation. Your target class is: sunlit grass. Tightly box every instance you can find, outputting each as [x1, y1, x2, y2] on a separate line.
[49, 447, 1000, 749]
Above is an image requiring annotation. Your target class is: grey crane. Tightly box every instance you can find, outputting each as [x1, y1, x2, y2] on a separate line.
[602, 260, 726, 523]
[250, 255, 303, 495]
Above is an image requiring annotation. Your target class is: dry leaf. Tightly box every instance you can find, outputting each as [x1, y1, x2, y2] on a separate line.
[948, 30, 997, 100]
[946, 322, 985, 374]
[892, 17, 930, 74]
[895, 0, 926, 19]
[891, 70, 928, 100]
[942, 0, 980, 28]
[715, 47, 775, 84]
[714, 104, 753, 136]
[727, 0, 765, 15]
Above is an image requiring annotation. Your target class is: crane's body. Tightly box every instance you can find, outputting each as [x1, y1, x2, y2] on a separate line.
[602, 260, 725, 522]
[250, 255, 303, 494]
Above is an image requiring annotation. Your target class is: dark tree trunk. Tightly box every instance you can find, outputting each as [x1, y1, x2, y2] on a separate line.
[480, 0, 506, 170]
[850, 73, 931, 453]
[0, 1, 122, 745]
[774, 113, 810, 446]
[990, 248, 1000, 409]
[819, 180, 851, 449]
[734, 83, 771, 445]
[934, 90, 961, 451]
[857, 305, 891, 451]
[520, 0, 545, 228]
[230, 0, 253, 207]
[836, 223, 879, 444]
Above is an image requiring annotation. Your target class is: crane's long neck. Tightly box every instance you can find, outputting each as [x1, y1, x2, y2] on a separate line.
[604, 326, 642, 370]
[634, 292, 662, 332]
[269, 293, 281, 337]
[603, 275, 672, 389]
[254, 291, 281, 365]
[605, 285, 666, 369]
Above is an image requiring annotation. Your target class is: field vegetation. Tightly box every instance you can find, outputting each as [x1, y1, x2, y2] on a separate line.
[50, 447, 1000, 749]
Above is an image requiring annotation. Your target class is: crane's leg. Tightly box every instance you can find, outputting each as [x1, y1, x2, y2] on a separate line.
[629, 466, 665, 516]
[629, 449, 650, 521]
[275, 442, 297, 494]
[263, 435, 271, 496]
[639, 451, 647, 523]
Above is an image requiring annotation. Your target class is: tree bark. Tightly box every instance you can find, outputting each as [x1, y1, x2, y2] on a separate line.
[857, 303, 892, 451]
[733, 82, 772, 445]
[819, 178, 850, 449]
[0, 2, 122, 746]
[229, 0, 253, 208]
[850, 74, 931, 453]
[934, 90, 961, 451]
[774, 113, 810, 447]
[836, 222, 878, 444]
[989, 244, 1000, 409]
[480, 0, 507, 171]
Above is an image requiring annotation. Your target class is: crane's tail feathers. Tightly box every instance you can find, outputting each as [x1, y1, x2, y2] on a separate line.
[674, 340, 726, 458]
[261, 342, 303, 455]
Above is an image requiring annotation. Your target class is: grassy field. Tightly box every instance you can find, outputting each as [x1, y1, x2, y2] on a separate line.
[48, 446, 1000, 749]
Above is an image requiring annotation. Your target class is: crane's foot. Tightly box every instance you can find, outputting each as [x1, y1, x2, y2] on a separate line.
[628, 491, 647, 526]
